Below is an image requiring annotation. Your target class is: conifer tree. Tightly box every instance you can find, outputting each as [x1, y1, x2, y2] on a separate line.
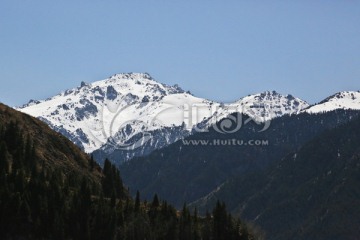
[152, 194, 160, 208]
[135, 190, 140, 212]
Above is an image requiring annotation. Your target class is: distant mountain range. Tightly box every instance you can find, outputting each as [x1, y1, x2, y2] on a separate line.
[17, 72, 360, 165]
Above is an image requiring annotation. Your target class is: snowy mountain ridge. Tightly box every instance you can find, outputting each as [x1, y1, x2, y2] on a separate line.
[17, 73, 359, 162]
[203, 90, 309, 127]
[304, 91, 360, 114]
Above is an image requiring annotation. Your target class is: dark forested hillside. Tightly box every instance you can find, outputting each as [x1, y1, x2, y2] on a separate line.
[0, 103, 257, 240]
[119, 110, 360, 207]
[193, 115, 360, 240]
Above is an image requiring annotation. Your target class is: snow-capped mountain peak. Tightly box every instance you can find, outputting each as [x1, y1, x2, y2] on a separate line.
[17, 73, 213, 154]
[238, 90, 309, 120]
[304, 91, 360, 114]
[201, 90, 309, 127]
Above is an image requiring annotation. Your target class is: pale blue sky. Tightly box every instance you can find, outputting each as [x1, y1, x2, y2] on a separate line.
[1, 1, 359, 106]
